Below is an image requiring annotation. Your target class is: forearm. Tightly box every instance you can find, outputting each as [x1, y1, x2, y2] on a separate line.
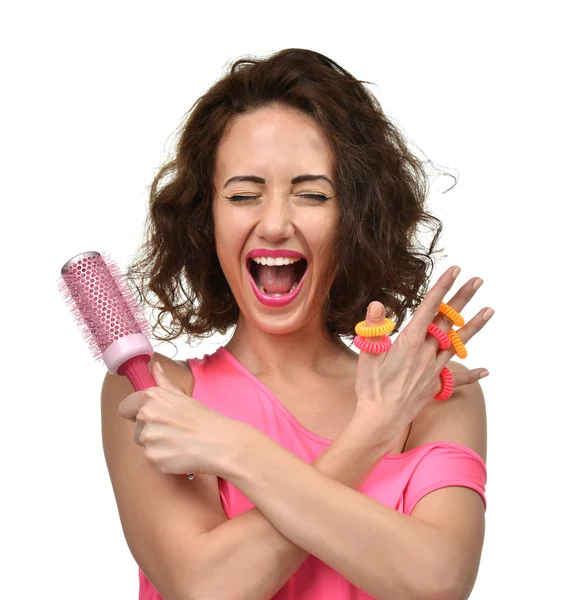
[190, 416, 391, 600]
[219, 424, 455, 600]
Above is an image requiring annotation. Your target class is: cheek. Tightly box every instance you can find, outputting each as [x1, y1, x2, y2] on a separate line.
[214, 203, 235, 242]
[214, 212, 248, 276]
[217, 217, 246, 252]
[309, 212, 338, 251]
[308, 213, 338, 286]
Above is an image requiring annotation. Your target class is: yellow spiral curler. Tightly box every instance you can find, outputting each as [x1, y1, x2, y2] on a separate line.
[447, 328, 468, 359]
[439, 302, 465, 327]
[355, 318, 395, 338]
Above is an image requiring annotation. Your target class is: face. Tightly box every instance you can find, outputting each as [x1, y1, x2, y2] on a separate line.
[212, 104, 339, 336]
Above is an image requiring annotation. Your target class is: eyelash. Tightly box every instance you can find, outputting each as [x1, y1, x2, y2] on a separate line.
[228, 194, 329, 203]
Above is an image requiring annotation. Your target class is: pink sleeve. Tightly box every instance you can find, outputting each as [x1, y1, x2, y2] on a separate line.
[403, 442, 487, 515]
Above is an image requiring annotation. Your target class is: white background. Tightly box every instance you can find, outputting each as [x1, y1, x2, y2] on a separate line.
[2, 1, 569, 598]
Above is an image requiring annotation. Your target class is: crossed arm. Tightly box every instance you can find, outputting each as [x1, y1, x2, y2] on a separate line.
[187, 386, 486, 600]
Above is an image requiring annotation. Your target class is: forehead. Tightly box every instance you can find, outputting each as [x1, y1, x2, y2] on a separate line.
[214, 106, 334, 179]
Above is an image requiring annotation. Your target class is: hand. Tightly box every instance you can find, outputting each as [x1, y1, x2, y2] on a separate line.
[354, 266, 492, 450]
[118, 361, 241, 477]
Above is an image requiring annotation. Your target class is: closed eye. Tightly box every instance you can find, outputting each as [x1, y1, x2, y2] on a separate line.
[228, 194, 330, 202]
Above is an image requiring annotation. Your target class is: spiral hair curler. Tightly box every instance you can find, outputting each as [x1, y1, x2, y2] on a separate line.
[58, 250, 194, 480]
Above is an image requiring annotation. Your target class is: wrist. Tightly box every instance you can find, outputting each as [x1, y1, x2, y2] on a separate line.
[218, 420, 267, 481]
[344, 411, 395, 456]
[350, 403, 396, 450]
[309, 415, 393, 488]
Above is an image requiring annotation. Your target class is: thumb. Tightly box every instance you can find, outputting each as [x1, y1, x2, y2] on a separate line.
[152, 360, 185, 394]
[356, 301, 390, 375]
[362, 301, 390, 358]
[365, 301, 385, 330]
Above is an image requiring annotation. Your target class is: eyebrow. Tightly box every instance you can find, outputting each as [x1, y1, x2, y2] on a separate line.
[223, 174, 334, 189]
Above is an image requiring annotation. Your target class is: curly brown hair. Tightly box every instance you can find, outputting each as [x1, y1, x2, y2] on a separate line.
[126, 48, 448, 348]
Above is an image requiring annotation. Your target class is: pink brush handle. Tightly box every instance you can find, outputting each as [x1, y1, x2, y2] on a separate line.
[116, 354, 157, 389]
[116, 355, 195, 480]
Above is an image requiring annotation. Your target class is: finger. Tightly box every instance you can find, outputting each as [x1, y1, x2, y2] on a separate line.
[152, 361, 185, 395]
[408, 265, 461, 342]
[133, 419, 145, 446]
[451, 367, 489, 388]
[425, 276, 483, 352]
[118, 392, 147, 421]
[435, 305, 495, 371]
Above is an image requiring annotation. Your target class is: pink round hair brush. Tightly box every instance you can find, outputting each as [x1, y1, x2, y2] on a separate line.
[58, 250, 194, 480]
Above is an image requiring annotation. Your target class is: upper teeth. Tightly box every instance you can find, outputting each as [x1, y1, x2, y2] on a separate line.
[251, 256, 302, 266]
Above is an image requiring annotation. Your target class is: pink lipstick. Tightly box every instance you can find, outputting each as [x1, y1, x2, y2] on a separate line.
[245, 248, 308, 307]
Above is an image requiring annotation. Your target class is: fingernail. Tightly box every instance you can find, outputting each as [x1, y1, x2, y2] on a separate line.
[452, 267, 461, 280]
[479, 370, 489, 379]
[482, 308, 495, 321]
[369, 302, 383, 319]
[156, 362, 164, 373]
[473, 278, 483, 291]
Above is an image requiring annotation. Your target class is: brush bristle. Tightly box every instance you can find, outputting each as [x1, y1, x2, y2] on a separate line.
[58, 251, 153, 363]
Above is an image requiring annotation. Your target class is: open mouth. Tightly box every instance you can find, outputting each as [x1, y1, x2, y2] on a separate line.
[247, 257, 308, 297]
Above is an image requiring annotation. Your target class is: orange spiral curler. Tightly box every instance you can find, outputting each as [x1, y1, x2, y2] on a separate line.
[439, 302, 465, 327]
[355, 318, 395, 338]
[447, 329, 468, 359]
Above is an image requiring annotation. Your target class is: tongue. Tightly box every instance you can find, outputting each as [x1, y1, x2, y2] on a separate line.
[258, 265, 297, 294]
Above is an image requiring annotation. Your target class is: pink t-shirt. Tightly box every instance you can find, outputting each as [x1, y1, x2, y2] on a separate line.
[139, 346, 487, 599]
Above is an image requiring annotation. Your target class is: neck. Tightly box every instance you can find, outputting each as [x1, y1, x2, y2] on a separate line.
[224, 312, 354, 380]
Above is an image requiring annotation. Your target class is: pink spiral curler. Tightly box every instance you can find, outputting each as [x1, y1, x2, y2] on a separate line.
[58, 250, 195, 480]
[353, 334, 392, 354]
[434, 367, 454, 401]
[427, 322, 451, 350]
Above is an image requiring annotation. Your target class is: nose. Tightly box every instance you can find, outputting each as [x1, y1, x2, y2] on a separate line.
[255, 196, 295, 243]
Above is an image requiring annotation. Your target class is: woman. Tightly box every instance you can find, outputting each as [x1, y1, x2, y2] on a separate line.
[102, 48, 493, 600]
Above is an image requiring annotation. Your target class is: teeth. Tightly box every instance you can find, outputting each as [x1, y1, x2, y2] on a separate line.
[251, 256, 302, 266]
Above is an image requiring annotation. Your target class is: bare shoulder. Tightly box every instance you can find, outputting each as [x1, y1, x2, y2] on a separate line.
[405, 360, 487, 462]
